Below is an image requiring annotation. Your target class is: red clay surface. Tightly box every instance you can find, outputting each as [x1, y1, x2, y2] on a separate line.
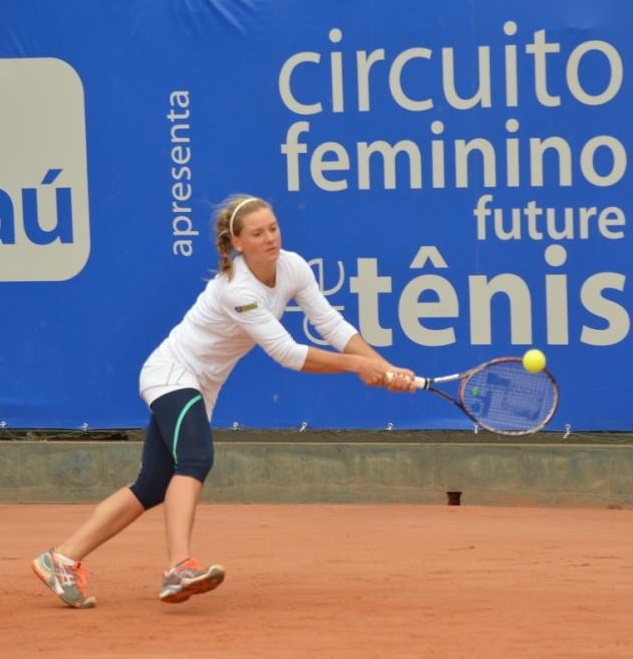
[2, 503, 633, 658]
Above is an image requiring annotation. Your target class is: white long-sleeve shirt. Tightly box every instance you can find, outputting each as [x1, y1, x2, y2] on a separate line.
[139, 250, 358, 418]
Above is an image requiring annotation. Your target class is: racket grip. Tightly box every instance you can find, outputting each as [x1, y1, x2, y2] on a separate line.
[386, 372, 428, 389]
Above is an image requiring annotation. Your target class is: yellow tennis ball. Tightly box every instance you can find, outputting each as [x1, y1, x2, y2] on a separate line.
[523, 349, 546, 373]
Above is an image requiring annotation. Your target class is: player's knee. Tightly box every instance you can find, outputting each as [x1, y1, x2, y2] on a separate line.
[176, 445, 214, 483]
[129, 476, 170, 510]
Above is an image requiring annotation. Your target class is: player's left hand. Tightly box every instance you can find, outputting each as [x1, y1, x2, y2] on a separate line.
[384, 368, 416, 393]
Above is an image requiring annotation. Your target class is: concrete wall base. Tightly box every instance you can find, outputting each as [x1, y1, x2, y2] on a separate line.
[1, 434, 632, 508]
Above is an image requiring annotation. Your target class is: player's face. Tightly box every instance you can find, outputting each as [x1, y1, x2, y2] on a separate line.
[233, 207, 281, 268]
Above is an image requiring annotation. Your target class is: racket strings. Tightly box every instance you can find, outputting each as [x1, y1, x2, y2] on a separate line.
[460, 361, 557, 434]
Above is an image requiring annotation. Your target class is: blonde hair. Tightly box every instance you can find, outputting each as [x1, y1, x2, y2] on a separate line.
[214, 194, 271, 279]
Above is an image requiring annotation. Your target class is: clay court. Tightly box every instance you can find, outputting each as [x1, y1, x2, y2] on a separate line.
[3, 502, 632, 658]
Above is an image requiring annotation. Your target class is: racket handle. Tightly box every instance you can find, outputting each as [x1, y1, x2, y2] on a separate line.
[386, 372, 428, 389]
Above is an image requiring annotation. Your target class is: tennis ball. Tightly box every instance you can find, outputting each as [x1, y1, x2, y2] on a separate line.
[522, 349, 546, 373]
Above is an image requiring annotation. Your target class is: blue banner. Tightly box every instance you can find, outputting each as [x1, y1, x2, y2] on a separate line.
[0, 0, 631, 431]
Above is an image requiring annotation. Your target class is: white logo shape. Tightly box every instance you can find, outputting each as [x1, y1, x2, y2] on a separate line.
[0, 58, 90, 281]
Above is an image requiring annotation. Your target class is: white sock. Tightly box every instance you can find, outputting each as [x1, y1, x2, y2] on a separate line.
[54, 551, 77, 566]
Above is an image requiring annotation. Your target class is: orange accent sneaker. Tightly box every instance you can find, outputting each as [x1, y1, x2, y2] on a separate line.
[159, 558, 225, 604]
[32, 549, 97, 609]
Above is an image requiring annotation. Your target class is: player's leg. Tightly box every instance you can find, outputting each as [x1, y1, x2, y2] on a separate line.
[164, 474, 202, 567]
[55, 412, 174, 557]
[31, 488, 143, 609]
[32, 415, 172, 608]
[160, 475, 224, 603]
[57, 488, 145, 561]
[149, 389, 224, 603]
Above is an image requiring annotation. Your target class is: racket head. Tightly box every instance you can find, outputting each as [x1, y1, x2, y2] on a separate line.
[457, 357, 559, 436]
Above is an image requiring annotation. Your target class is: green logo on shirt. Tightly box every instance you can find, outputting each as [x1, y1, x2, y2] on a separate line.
[235, 302, 258, 313]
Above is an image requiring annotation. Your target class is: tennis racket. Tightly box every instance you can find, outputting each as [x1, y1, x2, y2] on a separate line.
[390, 357, 559, 436]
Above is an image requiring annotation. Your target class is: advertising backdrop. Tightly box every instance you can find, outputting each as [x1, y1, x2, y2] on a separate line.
[1, 0, 631, 431]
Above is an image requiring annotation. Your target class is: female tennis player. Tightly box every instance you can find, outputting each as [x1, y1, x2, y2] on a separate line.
[32, 194, 416, 608]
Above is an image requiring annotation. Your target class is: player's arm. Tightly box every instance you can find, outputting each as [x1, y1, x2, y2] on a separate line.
[301, 335, 415, 392]
[222, 276, 413, 392]
[290, 257, 415, 391]
[343, 333, 416, 392]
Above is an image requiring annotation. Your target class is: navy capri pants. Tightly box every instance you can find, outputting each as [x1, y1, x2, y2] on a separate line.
[129, 388, 214, 510]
